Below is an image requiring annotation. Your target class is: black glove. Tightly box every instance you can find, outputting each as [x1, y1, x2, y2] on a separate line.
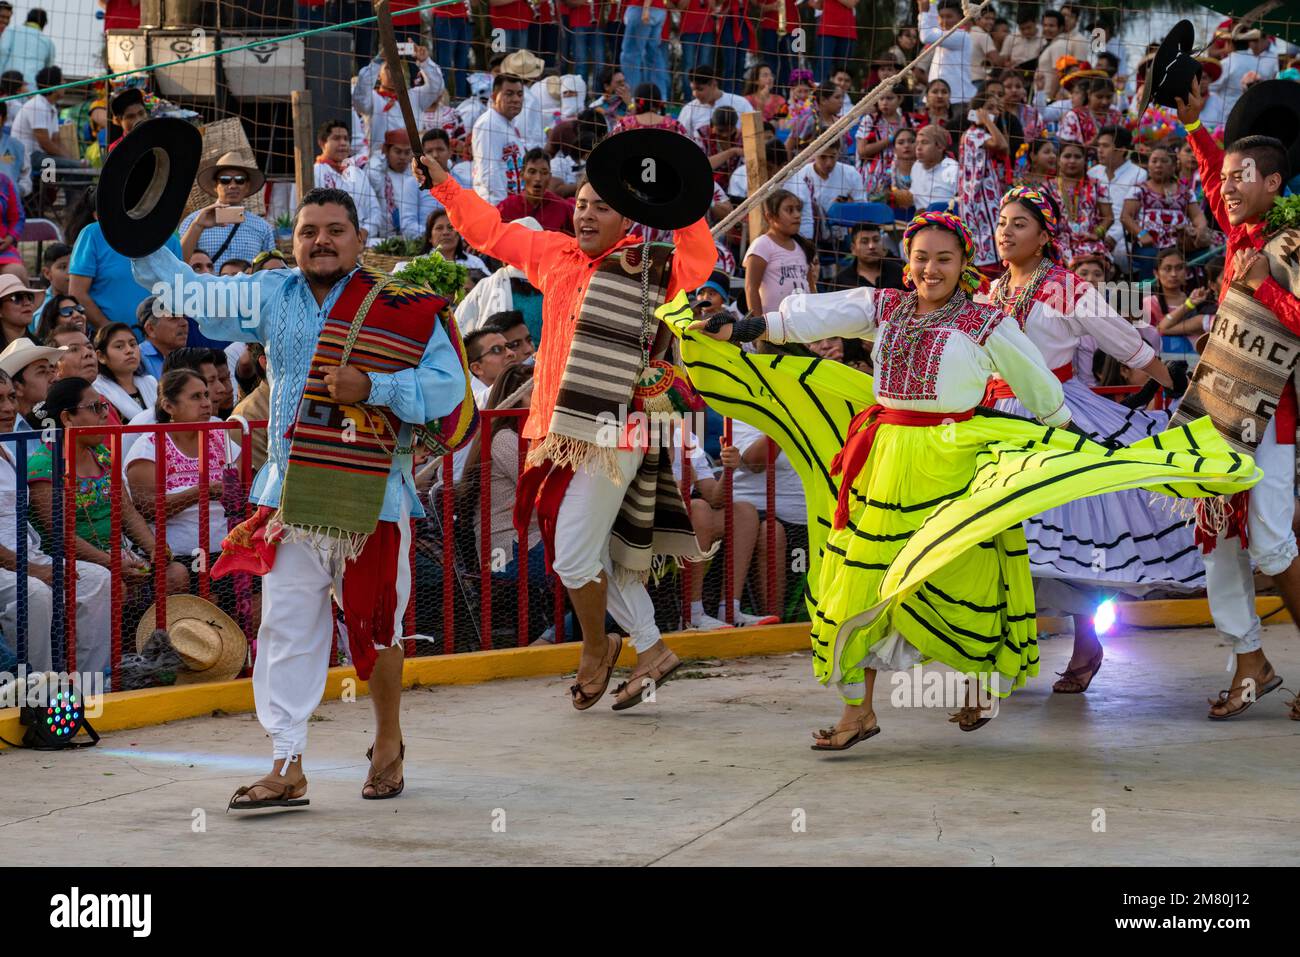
[711, 312, 767, 343]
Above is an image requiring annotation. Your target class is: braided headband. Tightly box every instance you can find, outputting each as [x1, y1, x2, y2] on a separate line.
[1000, 184, 1061, 261]
[901, 210, 983, 295]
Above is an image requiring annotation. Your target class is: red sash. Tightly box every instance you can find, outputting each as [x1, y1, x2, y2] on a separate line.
[982, 362, 1073, 404]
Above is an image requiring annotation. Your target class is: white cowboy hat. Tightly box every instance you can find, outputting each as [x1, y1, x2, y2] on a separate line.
[196, 150, 267, 198]
[501, 50, 545, 81]
[135, 595, 248, 684]
[0, 337, 66, 378]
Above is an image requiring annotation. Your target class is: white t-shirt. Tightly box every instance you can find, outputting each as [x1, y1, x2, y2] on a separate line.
[920, 8, 978, 104]
[794, 162, 866, 216]
[12, 95, 57, 157]
[729, 419, 806, 525]
[745, 233, 811, 316]
[0, 446, 43, 558]
[678, 93, 755, 145]
[909, 156, 960, 209]
[124, 429, 241, 559]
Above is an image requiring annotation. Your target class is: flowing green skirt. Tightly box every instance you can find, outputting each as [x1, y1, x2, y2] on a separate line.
[658, 294, 1261, 703]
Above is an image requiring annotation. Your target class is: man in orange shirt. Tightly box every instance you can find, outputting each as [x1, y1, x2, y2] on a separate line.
[420, 149, 716, 712]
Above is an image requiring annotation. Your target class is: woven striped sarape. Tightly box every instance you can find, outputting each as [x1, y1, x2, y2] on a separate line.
[658, 292, 1261, 703]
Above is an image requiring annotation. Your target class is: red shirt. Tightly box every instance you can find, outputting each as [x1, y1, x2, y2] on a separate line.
[104, 0, 142, 30]
[490, 0, 534, 29]
[497, 191, 577, 235]
[680, 0, 714, 34]
[388, 0, 425, 26]
[760, 0, 798, 31]
[819, 0, 857, 39]
[560, 0, 596, 28]
[431, 0, 471, 18]
[434, 177, 717, 442]
[1190, 124, 1300, 442]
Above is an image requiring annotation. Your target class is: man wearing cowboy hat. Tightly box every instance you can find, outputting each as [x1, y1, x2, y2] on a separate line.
[0, 333, 62, 437]
[352, 43, 445, 167]
[178, 151, 275, 274]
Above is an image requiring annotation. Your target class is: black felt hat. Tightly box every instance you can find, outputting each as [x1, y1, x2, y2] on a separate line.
[584, 127, 715, 231]
[1225, 79, 1300, 181]
[1135, 20, 1203, 118]
[96, 117, 202, 258]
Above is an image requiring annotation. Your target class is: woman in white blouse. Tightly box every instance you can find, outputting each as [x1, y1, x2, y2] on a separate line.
[685, 210, 1255, 751]
[987, 185, 1195, 698]
[93, 321, 157, 423]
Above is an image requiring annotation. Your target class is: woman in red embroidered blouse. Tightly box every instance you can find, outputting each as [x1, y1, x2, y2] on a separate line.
[1121, 144, 1211, 279]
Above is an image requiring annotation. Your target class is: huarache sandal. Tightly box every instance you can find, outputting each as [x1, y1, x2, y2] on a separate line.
[810, 715, 880, 751]
[362, 742, 405, 800]
[227, 773, 310, 812]
[570, 634, 621, 711]
[1052, 647, 1104, 694]
[611, 645, 682, 711]
[949, 706, 993, 732]
[1207, 672, 1283, 720]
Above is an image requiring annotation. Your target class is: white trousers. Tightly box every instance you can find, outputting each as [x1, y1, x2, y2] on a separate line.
[253, 511, 412, 759]
[551, 449, 661, 653]
[1203, 419, 1298, 654]
[0, 558, 112, 674]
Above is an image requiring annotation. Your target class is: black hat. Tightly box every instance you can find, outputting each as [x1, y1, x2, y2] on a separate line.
[1135, 20, 1203, 118]
[1225, 79, 1300, 181]
[109, 86, 145, 119]
[96, 117, 202, 258]
[583, 127, 715, 231]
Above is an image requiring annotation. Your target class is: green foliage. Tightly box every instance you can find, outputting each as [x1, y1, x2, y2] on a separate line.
[1267, 194, 1300, 235]
[391, 249, 469, 302]
[370, 235, 427, 256]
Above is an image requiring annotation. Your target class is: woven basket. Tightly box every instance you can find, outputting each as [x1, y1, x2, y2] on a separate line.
[360, 249, 409, 273]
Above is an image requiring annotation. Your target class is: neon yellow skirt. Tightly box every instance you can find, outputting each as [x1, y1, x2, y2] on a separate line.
[658, 294, 1261, 703]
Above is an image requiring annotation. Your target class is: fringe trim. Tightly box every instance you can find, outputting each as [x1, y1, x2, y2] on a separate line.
[527, 433, 624, 484]
[270, 509, 370, 572]
[610, 537, 721, 587]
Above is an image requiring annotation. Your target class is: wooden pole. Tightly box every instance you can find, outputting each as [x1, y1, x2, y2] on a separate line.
[740, 110, 767, 251]
[291, 89, 314, 209]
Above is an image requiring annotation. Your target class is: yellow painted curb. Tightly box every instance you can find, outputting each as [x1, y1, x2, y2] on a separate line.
[1117, 596, 1290, 629]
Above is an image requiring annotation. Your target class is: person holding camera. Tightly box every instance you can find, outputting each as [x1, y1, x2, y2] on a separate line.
[179, 152, 276, 274]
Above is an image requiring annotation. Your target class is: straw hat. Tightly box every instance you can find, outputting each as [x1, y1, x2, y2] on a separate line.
[195, 150, 266, 198]
[500, 50, 545, 81]
[135, 595, 247, 684]
[0, 337, 65, 378]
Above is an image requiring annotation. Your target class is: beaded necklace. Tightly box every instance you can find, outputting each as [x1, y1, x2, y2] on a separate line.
[990, 255, 1054, 328]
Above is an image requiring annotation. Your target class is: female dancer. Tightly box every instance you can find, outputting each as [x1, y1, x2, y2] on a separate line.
[680, 211, 1255, 749]
[987, 185, 1200, 694]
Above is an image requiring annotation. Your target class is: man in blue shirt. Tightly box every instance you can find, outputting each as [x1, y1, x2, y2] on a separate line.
[68, 214, 182, 331]
[0, 8, 53, 89]
[132, 187, 467, 811]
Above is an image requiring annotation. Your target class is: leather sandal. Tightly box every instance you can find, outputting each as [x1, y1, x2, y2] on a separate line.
[611, 644, 682, 711]
[1052, 647, 1104, 694]
[228, 772, 309, 812]
[948, 706, 993, 732]
[810, 715, 880, 751]
[362, 742, 405, 800]
[1207, 670, 1283, 720]
[570, 634, 621, 711]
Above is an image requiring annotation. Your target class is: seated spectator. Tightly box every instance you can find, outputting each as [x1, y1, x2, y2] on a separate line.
[693, 270, 742, 324]
[0, 369, 112, 677]
[0, 8, 53, 90]
[1121, 144, 1210, 281]
[744, 189, 814, 317]
[1058, 76, 1121, 148]
[230, 342, 268, 473]
[26, 377, 188, 599]
[13, 65, 82, 182]
[312, 119, 384, 243]
[833, 223, 905, 290]
[188, 249, 214, 274]
[856, 82, 912, 166]
[0, 272, 37, 348]
[126, 368, 240, 575]
[729, 418, 807, 621]
[0, 166, 22, 280]
[125, 346, 229, 454]
[0, 100, 29, 201]
[911, 78, 956, 137]
[1147, 247, 1212, 365]
[219, 259, 252, 277]
[743, 63, 788, 124]
[789, 83, 852, 159]
[1020, 137, 1057, 188]
[546, 106, 604, 191]
[480, 310, 535, 364]
[422, 210, 489, 281]
[34, 292, 85, 342]
[0, 335, 58, 432]
[69, 198, 183, 330]
[700, 105, 745, 187]
[94, 320, 157, 421]
[792, 144, 867, 253]
[135, 295, 188, 380]
[1044, 139, 1113, 266]
[901, 124, 959, 210]
[179, 151, 276, 272]
[416, 129, 451, 228]
[30, 241, 68, 320]
[589, 65, 632, 127]
[463, 327, 521, 405]
[107, 86, 148, 148]
[369, 129, 423, 240]
[679, 65, 755, 145]
[613, 82, 689, 138]
[676, 433, 776, 630]
[252, 249, 287, 271]
[47, 323, 97, 383]
[208, 347, 235, 417]
[496, 147, 575, 234]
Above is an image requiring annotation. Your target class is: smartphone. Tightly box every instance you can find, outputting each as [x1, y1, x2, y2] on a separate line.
[215, 206, 245, 225]
[396, 40, 415, 56]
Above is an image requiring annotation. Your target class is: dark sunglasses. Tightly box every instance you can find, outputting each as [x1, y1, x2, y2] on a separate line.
[58, 304, 86, 317]
[3, 292, 33, 305]
[217, 174, 249, 186]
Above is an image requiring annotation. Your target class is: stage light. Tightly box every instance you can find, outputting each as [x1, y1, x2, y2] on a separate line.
[17, 678, 99, 750]
[1094, 599, 1116, 636]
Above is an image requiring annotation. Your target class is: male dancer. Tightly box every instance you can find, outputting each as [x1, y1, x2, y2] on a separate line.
[420, 154, 716, 710]
[1176, 80, 1300, 719]
[132, 188, 470, 805]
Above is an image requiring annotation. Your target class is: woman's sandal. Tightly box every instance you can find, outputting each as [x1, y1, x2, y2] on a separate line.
[362, 742, 405, 800]
[570, 634, 622, 711]
[1207, 671, 1283, 720]
[948, 706, 993, 733]
[227, 773, 310, 812]
[810, 715, 880, 751]
[1052, 647, 1104, 694]
[611, 645, 682, 711]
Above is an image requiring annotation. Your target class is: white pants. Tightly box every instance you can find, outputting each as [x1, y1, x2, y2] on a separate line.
[0, 558, 112, 674]
[1203, 419, 1298, 654]
[552, 449, 660, 653]
[253, 513, 412, 759]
